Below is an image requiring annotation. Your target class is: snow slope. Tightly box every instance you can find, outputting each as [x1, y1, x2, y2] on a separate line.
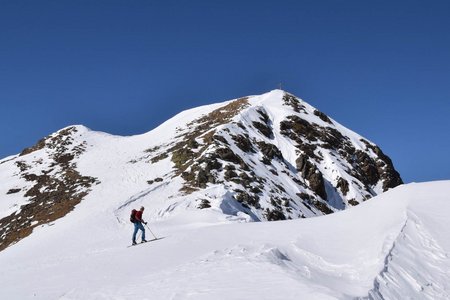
[1, 181, 449, 299]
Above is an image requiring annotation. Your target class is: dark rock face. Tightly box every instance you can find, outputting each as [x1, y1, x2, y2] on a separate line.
[354, 150, 380, 186]
[282, 95, 400, 175]
[19, 138, 46, 156]
[265, 208, 286, 221]
[197, 199, 211, 209]
[338, 141, 403, 193]
[314, 109, 333, 124]
[235, 190, 260, 208]
[252, 121, 273, 139]
[257, 141, 283, 163]
[6, 188, 21, 194]
[282, 93, 306, 113]
[360, 140, 403, 191]
[296, 155, 327, 200]
[381, 170, 403, 191]
[337, 177, 350, 196]
[232, 134, 255, 153]
[277, 92, 402, 212]
[313, 201, 334, 214]
[281, 115, 319, 142]
[216, 148, 243, 165]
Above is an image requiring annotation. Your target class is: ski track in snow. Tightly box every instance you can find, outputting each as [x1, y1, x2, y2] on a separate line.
[114, 182, 170, 221]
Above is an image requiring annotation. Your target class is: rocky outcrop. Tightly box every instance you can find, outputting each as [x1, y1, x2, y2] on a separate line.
[0, 127, 98, 252]
[296, 154, 327, 200]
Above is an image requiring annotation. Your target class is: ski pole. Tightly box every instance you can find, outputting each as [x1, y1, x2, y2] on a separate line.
[144, 223, 157, 239]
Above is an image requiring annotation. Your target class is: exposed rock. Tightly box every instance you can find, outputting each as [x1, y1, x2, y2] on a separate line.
[239, 172, 252, 187]
[172, 147, 195, 171]
[265, 208, 286, 221]
[187, 139, 199, 149]
[0, 127, 98, 252]
[200, 155, 222, 172]
[6, 188, 21, 194]
[314, 109, 333, 124]
[216, 148, 242, 164]
[197, 199, 211, 209]
[337, 177, 350, 196]
[360, 140, 403, 191]
[280, 115, 319, 142]
[213, 135, 229, 145]
[252, 121, 273, 138]
[196, 169, 209, 188]
[296, 193, 315, 207]
[321, 127, 349, 149]
[232, 134, 255, 153]
[236, 122, 246, 130]
[313, 201, 334, 214]
[256, 108, 270, 123]
[348, 199, 359, 206]
[150, 153, 168, 164]
[19, 138, 46, 156]
[235, 190, 260, 208]
[282, 93, 305, 113]
[15, 161, 31, 172]
[296, 155, 327, 200]
[269, 169, 278, 176]
[257, 141, 283, 162]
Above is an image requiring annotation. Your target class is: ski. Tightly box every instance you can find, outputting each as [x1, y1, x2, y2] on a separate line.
[127, 237, 164, 248]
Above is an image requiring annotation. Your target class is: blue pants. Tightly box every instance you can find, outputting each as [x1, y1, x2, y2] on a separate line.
[132, 222, 146, 242]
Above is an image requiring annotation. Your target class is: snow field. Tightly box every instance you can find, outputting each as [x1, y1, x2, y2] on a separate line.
[1, 181, 449, 299]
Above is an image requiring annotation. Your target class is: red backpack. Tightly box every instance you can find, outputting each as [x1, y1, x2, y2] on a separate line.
[130, 209, 137, 223]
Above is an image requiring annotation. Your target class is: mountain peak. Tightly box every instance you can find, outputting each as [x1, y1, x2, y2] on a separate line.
[0, 90, 402, 251]
[135, 90, 402, 219]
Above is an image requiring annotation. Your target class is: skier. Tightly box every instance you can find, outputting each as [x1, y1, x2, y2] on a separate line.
[132, 206, 147, 245]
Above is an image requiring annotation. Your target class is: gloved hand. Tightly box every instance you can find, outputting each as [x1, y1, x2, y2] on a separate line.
[144, 222, 147, 225]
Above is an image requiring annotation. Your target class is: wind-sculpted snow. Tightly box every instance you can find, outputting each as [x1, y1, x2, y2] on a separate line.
[368, 193, 450, 299]
[0, 181, 449, 299]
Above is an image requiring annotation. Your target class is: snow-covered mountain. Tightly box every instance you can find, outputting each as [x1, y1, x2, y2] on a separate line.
[0, 89, 402, 252]
[1, 90, 449, 299]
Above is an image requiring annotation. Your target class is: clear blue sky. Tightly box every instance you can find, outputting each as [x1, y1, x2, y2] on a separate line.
[1, 1, 449, 183]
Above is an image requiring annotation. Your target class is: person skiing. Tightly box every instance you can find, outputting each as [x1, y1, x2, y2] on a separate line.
[132, 206, 147, 245]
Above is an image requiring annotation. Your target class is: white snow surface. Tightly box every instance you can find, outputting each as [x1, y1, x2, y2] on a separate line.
[1, 180, 450, 299]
